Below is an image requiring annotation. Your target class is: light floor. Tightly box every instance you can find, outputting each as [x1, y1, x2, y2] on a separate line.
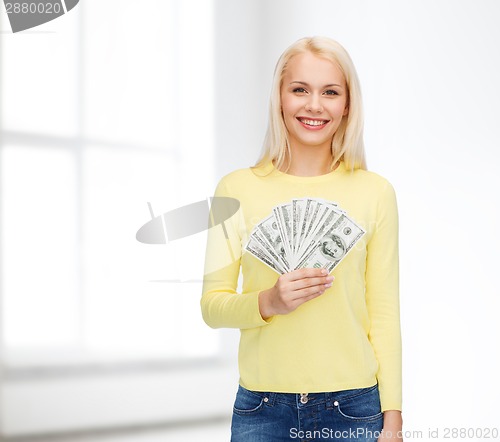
[4, 419, 231, 442]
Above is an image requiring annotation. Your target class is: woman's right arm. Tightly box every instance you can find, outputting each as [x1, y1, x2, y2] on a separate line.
[202, 261, 333, 328]
[201, 178, 333, 329]
[201, 177, 267, 329]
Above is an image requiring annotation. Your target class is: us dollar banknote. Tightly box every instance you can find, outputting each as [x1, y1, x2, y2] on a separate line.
[244, 198, 365, 274]
[295, 214, 365, 272]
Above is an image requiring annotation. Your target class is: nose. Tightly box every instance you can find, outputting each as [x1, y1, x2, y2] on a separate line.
[305, 94, 323, 113]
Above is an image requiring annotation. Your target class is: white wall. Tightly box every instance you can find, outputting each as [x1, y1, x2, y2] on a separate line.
[213, 0, 269, 178]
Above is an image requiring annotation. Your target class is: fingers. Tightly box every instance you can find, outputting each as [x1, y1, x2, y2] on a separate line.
[275, 268, 334, 302]
[292, 278, 332, 299]
[289, 283, 329, 310]
[288, 272, 334, 298]
[286, 267, 330, 282]
[290, 274, 333, 291]
[268, 267, 336, 316]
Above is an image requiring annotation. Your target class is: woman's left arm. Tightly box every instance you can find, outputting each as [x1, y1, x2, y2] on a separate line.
[365, 180, 403, 414]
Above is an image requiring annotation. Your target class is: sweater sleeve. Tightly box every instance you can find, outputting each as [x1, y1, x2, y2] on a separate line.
[365, 181, 402, 412]
[200, 177, 273, 329]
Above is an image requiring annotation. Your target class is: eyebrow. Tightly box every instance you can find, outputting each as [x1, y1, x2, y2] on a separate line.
[290, 81, 344, 89]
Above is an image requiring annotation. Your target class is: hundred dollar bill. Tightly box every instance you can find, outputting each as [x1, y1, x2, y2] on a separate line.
[272, 204, 293, 261]
[299, 199, 323, 251]
[295, 204, 344, 264]
[244, 235, 286, 274]
[300, 200, 331, 248]
[252, 228, 290, 273]
[255, 214, 291, 272]
[291, 199, 303, 258]
[315, 197, 345, 213]
[296, 214, 365, 273]
[296, 198, 335, 264]
[295, 198, 312, 254]
[295, 199, 315, 264]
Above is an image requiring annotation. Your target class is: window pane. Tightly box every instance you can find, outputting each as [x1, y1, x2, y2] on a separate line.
[0, 0, 217, 361]
[83, 0, 177, 149]
[175, 0, 215, 200]
[0, 11, 79, 136]
[1, 145, 78, 347]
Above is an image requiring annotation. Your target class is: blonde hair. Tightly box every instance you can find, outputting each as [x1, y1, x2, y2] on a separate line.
[254, 36, 366, 173]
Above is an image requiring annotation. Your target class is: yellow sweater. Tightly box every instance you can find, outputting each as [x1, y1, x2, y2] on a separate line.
[201, 161, 402, 411]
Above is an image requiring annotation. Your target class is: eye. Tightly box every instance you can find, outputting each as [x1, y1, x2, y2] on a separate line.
[292, 87, 307, 94]
[324, 89, 339, 96]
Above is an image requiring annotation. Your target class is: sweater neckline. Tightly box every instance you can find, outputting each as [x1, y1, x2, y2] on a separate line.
[259, 160, 347, 183]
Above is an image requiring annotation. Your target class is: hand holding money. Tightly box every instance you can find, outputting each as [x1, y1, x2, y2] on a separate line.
[258, 268, 335, 319]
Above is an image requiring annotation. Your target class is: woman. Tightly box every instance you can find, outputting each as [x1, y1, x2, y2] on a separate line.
[201, 36, 403, 442]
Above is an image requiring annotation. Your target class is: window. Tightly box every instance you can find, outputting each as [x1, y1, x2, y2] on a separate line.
[0, 0, 217, 366]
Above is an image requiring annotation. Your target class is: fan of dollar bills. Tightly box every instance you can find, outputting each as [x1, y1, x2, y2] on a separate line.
[244, 198, 365, 274]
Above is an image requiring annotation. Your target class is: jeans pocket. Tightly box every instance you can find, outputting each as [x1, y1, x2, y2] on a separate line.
[335, 385, 384, 422]
[233, 385, 266, 416]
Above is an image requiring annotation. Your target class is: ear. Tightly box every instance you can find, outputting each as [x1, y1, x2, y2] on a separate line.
[343, 104, 349, 116]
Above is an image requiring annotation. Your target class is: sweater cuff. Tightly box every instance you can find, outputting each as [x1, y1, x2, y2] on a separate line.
[379, 383, 402, 412]
[250, 290, 275, 327]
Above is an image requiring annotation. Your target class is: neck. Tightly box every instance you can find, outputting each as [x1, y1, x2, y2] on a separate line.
[281, 146, 336, 177]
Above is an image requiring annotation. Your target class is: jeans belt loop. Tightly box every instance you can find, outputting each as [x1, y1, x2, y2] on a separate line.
[263, 391, 276, 407]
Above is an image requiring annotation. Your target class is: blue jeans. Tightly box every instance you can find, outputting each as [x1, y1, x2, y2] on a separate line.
[231, 384, 383, 441]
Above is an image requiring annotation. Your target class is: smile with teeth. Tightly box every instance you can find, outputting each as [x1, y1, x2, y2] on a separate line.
[297, 117, 329, 127]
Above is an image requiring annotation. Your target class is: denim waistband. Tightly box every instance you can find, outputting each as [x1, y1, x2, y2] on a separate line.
[240, 384, 378, 408]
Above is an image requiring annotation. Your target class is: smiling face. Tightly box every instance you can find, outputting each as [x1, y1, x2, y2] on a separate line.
[280, 52, 349, 154]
